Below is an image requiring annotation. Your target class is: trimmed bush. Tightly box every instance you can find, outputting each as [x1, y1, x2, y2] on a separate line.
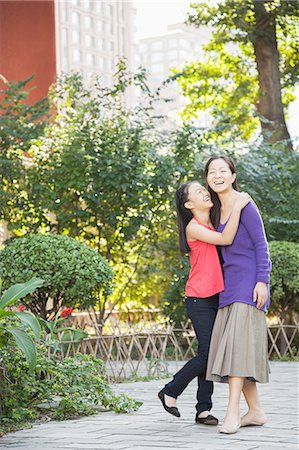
[0, 234, 114, 319]
[268, 241, 299, 322]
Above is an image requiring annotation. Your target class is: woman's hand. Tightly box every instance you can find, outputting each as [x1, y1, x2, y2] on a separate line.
[253, 282, 268, 309]
[234, 191, 251, 210]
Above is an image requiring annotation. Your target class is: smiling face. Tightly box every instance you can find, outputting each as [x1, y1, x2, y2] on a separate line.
[206, 158, 236, 194]
[184, 181, 213, 211]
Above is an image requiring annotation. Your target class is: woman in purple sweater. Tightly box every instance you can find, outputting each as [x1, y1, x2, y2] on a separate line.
[204, 156, 271, 435]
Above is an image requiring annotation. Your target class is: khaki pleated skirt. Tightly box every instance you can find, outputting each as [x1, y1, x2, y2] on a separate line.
[206, 302, 270, 384]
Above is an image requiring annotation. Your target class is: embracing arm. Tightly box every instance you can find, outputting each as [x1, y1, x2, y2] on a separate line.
[187, 193, 250, 246]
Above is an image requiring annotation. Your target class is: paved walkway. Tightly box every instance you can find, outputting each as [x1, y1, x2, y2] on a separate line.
[0, 361, 298, 450]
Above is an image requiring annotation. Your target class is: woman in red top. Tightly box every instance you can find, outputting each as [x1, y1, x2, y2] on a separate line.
[158, 180, 249, 424]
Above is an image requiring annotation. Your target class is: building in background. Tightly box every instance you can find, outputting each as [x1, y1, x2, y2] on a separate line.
[0, 0, 135, 105]
[0, 0, 56, 104]
[55, 0, 135, 87]
[138, 23, 212, 129]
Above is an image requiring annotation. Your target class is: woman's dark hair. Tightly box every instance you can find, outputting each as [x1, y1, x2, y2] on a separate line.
[175, 182, 195, 254]
[204, 156, 239, 229]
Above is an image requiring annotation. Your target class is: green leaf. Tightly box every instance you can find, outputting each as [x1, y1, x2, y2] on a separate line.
[8, 327, 37, 372]
[0, 277, 44, 309]
[15, 311, 41, 340]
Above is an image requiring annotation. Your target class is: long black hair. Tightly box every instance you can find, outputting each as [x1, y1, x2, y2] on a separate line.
[204, 155, 239, 229]
[175, 181, 195, 254]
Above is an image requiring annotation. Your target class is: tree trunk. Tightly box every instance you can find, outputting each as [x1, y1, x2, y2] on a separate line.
[252, 1, 292, 147]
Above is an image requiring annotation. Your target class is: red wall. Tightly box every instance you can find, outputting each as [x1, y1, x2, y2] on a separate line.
[0, 0, 56, 104]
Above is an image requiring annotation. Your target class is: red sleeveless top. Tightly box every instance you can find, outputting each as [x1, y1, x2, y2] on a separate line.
[185, 219, 224, 298]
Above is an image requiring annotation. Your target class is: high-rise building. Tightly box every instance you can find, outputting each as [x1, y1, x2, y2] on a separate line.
[0, 0, 135, 104]
[55, 0, 135, 86]
[138, 23, 212, 128]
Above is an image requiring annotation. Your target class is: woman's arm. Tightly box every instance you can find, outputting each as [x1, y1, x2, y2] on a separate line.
[187, 193, 250, 246]
[242, 203, 271, 309]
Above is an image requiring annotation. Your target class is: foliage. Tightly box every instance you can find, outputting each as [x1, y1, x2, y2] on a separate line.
[231, 139, 299, 242]
[268, 241, 299, 322]
[0, 75, 49, 230]
[0, 234, 114, 319]
[172, 0, 299, 140]
[161, 258, 189, 326]
[20, 67, 180, 326]
[0, 277, 43, 371]
[0, 344, 142, 429]
[39, 306, 88, 356]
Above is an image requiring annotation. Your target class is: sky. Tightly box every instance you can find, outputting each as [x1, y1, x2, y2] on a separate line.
[133, 0, 192, 39]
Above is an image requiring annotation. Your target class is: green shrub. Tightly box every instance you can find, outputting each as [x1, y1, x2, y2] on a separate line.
[0, 234, 114, 319]
[268, 241, 299, 322]
[0, 343, 142, 430]
[161, 259, 189, 326]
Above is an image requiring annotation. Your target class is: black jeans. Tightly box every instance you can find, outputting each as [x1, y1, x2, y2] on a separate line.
[162, 294, 219, 414]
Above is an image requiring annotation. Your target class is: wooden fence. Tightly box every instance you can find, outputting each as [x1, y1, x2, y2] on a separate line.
[53, 316, 299, 381]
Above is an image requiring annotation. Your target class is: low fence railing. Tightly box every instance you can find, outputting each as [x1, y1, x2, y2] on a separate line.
[52, 317, 299, 381]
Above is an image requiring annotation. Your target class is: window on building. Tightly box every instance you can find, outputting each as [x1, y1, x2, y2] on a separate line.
[168, 38, 177, 49]
[71, 11, 79, 26]
[121, 3, 125, 21]
[71, 0, 79, 7]
[62, 47, 69, 69]
[84, 0, 91, 10]
[152, 52, 163, 62]
[72, 30, 80, 44]
[99, 57, 104, 70]
[168, 50, 178, 60]
[86, 53, 95, 66]
[96, 19, 103, 34]
[62, 28, 68, 47]
[84, 15, 92, 28]
[180, 38, 188, 48]
[95, 2, 102, 14]
[60, 4, 67, 22]
[151, 63, 163, 74]
[98, 38, 104, 50]
[109, 4, 113, 18]
[110, 21, 114, 34]
[110, 41, 114, 52]
[179, 50, 189, 60]
[73, 49, 81, 63]
[152, 41, 163, 51]
[85, 34, 93, 47]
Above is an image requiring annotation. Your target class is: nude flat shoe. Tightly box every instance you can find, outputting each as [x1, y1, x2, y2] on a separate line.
[219, 422, 241, 434]
[240, 417, 267, 427]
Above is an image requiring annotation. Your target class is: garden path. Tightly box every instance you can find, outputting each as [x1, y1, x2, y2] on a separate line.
[0, 361, 298, 450]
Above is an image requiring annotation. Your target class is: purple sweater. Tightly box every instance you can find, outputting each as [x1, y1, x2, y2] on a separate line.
[218, 202, 271, 312]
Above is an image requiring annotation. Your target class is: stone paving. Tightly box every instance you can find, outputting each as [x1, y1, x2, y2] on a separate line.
[0, 361, 298, 450]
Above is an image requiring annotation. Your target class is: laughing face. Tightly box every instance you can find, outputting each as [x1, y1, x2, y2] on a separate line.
[184, 181, 214, 211]
[206, 158, 236, 194]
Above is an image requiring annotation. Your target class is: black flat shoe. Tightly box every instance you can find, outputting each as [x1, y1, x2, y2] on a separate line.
[158, 391, 180, 418]
[195, 413, 218, 425]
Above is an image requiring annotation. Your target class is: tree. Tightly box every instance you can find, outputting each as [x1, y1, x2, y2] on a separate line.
[235, 139, 299, 242]
[173, 0, 299, 144]
[0, 76, 49, 232]
[21, 67, 180, 330]
[0, 234, 114, 320]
